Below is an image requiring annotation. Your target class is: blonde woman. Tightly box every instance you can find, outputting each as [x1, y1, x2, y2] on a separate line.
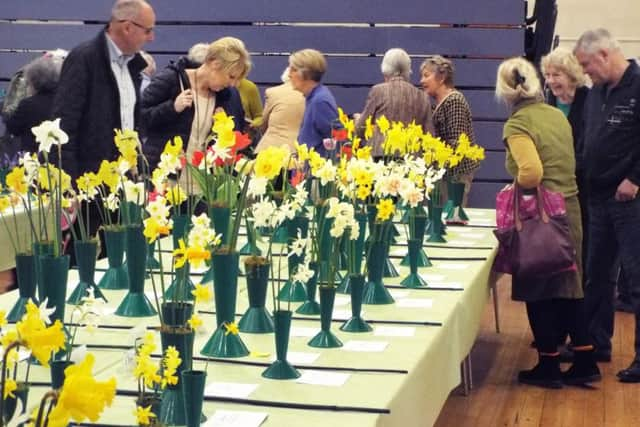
[141, 37, 249, 173]
[496, 57, 600, 388]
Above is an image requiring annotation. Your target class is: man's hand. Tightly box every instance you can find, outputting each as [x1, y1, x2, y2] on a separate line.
[615, 178, 639, 201]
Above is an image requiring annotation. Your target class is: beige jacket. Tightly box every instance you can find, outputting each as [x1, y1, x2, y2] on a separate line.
[256, 82, 305, 153]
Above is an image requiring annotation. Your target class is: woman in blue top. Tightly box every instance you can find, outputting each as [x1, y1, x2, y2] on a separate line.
[288, 49, 339, 158]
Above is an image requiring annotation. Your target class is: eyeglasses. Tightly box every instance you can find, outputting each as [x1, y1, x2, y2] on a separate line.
[119, 20, 154, 35]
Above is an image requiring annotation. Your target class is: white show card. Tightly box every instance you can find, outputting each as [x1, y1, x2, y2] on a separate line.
[390, 249, 407, 257]
[204, 410, 268, 427]
[389, 290, 410, 299]
[452, 231, 484, 239]
[374, 326, 416, 337]
[396, 298, 433, 308]
[342, 340, 388, 352]
[332, 309, 365, 321]
[437, 263, 470, 270]
[289, 326, 319, 337]
[296, 370, 350, 386]
[205, 382, 258, 399]
[271, 351, 319, 365]
[333, 296, 350, 306]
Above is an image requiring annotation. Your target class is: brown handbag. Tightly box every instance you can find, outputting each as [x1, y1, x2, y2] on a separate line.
[493, 184, 576, 279]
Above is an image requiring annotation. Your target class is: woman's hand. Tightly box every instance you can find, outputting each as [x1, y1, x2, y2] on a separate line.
[174, 89, 194, 113]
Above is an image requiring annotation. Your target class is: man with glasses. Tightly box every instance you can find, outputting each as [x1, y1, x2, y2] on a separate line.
[52, 0, 155, 260]
[53, 0, 155, 179]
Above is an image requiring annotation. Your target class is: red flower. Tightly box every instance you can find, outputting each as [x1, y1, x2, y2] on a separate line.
[290, 169, 305, 187]
[148, 190, 161, 202]
[191, 150, 204, 167]
[340, 144, 352, 160]
[232, 131, 252, 154]
[332, 128, 348, 141]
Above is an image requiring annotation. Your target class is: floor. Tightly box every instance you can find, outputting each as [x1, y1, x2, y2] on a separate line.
[434, 275, 640, 427]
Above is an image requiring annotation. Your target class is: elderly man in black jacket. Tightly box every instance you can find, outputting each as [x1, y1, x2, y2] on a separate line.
[52, 0, 155, 179]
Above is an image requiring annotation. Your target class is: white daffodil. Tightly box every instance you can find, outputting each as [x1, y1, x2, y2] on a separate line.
[123, 180, 146, 205]
[105, 192, 120, 211]
[288, 228, 308, 258]
[146, 196, 171, 220]
[37, 297, 56, 325]
[31, 118, 68, 153]
[252, 199, 277, 228]
[293, 259, 314, 284]
[247, 176, 268, 198]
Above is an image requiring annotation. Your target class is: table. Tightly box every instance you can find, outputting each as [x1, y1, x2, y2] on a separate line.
[0, 208, 497, 427]
[0, 203, 51, 271]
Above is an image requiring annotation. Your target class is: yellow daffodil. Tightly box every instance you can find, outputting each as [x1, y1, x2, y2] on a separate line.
[3, 378, 17, 399]
[356, 184, 371, 201]
[188, 313, 203, 330]
[173, 239, 188, 269]
[0, 196, 11, 212]
[0, 309, 7, 327]
[224, 322, 239, 336]
[135, 405, 156, 426]
[376, 116, 390, 134]
[212, 110, 235, 137]
[97, 160, 120, 192]
[364, 116, 374, 140]
[163, 136, 183, 157]
[47, 353, 117, 427]
[376, 198, 395, 222]
[254, 146, 288, 180]
[338, 107, 349, 128]
[16, 301, 66, 367]
[143, 217, 171, 243]
[114, 129, 139, 168]
[76, 172, 100, 197]
[166, 186, 188, 206]
[295, 141, 309, 163]
[191, 283, 213, 304]
[5, 167, 28, 195]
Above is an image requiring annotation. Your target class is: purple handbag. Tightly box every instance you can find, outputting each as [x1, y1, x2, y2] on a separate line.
[493, 184, 576, 279]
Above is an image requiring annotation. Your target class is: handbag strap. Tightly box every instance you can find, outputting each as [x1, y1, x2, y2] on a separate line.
[513, 182, 550, 231]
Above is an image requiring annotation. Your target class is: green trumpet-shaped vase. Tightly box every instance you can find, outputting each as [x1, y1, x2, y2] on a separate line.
[445, 181, 469, 224]
[33, 241, 54, 301]
[182, 370, 208, 427]
[340, 274, 372, 332]
[98, 228, 128, 290]
[400, 239, 428, 288]
[296, 262, 320, 315]
[159, 329, 197, 426]
[239, 260, 274, 333]
[262, 310, 300, 379]
[8, 253, 37, 322]
[68, 240, 107, 305]
[363, 241, 394, 305]
[308, 286, 343, 348]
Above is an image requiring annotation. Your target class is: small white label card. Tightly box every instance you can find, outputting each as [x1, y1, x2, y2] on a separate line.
[390, 248, 407, 257]
[204, 410, 268, 427]
[396, 298, 433, 308]
[296, 370, 350, 387]
[289, 326, 319, 337]
[333, 309, 365, 321]
[205, 382, 259, 399]
[389, 290, 410, 299]
[419, 274, 445, 282]
[453, 231, 484, 239]
[374, 326, 416, 337]
[437, 263, 470, 270]
[333, 295, 351, 307]
[342, 340, 389, 352]
[272, 351, 319, 365]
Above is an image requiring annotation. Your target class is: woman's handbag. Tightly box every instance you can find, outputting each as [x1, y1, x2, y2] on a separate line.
[492, 183, 576, 279]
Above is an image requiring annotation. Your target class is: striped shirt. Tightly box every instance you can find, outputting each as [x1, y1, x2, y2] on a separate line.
[106, 34, 136, 131]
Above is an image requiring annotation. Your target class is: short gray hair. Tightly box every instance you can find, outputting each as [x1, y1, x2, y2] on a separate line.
[188, 43, 209, 65]
[574, 28, 621, 55]
[420, 55, 455, 87]
[25, 55, 63, 93]
[380, 48, 411, 80]
[111, 0, 148, 21]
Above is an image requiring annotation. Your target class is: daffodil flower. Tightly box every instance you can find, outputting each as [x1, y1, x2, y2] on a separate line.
[223, 322, 239, 336]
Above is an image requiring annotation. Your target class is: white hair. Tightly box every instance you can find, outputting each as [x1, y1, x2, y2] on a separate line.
[188, 43, 209, 65]
[380, 48, 411, 80]
[574, 28, 621, 55]
[281, 67, 290, 83]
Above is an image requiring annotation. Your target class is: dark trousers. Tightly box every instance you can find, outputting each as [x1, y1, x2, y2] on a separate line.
[526, 298, 591, 354]
[584, 196, 640, 361]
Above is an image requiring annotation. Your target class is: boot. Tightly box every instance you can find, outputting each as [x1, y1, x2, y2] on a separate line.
[562, 346, 602, 385]
[518, 354, 563, 389]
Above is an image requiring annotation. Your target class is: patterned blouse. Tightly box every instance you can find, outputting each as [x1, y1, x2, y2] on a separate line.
[432, 90, 480, 179]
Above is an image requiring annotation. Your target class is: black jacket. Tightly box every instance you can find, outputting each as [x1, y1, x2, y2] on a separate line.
[5, 90, 55, 154]
[548, 85, 588, 178]
[52, 30, 147, 179]
[582, 61, 640, 199]
[141, 57, 245, 171]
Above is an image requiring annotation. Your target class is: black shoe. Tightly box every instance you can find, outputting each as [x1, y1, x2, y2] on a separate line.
[518, 356, 563, 389]
[562, 349, 602, 385]
[617, 361, 640, 383]
[559, 348, 611, 363]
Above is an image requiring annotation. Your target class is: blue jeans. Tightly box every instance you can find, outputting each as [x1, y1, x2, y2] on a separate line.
[585, 196, 640, 361]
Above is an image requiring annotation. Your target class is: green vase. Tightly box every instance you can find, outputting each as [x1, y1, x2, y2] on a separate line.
[161, 301, 194, 328]
[200, 252, 249, 358]
[337, 212, 367, 294]
[7, 253, 37, 322]
[401, 212, 432, 267]
[202, 206, 230, 283]
[317, 214, 342, 284]
[50, 359, 73, 389]
[2, 382, 28, 424]
[278, 250, 307, 303]
[159, 330, 195, 427]
[427, 206, 447, 243]
[340, 274, 372, 332]
[146, 240, 161, 271]
[182, 370, 207, 427]
[172, 214, 190, 249]
[115, 225, 157, 317]
[296, 261, 320, 315]
[33, 241, 54, 302]
[400, 239, 428, 288]
[39, 254, 70, 324]
[308, 286, 343, 348]
[363, 241, 394, 305]
[68, 240, 107, 305]
[445, 180, 469, 223]
[262, 310, 300, 379]
[239, 216, 261, 256]
[164, 263, 195, 301]
[98, 228, 129, 290]
[239, 261, 274, 333]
